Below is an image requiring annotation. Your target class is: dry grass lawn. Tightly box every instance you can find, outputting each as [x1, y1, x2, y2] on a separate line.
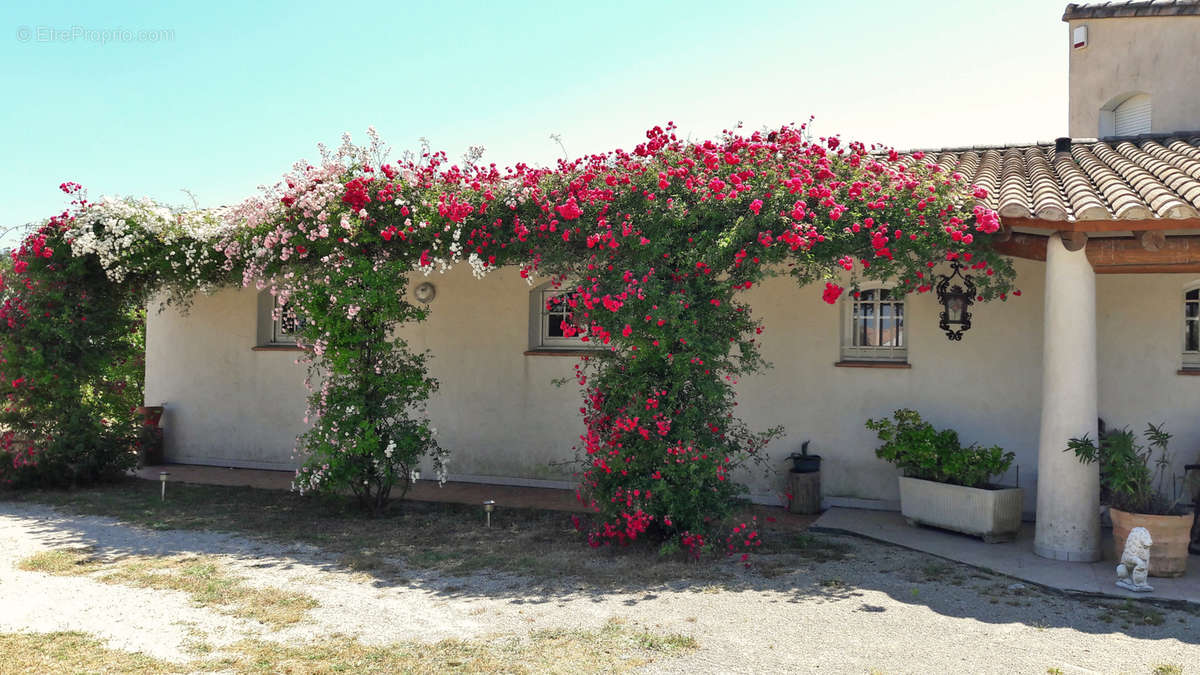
[18, 548, 317, 628]
[6, 478, 807, 587]
[0, 618, 696, 675]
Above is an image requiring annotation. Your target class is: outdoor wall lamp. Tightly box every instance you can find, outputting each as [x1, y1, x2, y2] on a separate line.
[483, 499, 495, 528]
[414, 282, 436, 304]
[936, 261, 976, 341]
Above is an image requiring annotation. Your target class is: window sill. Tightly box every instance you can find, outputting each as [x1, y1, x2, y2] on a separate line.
[835, 360, 911, 370]
[252, 344, 305, 352]
[1177, 368, 1200, 376]
[524, 349, 603, 357]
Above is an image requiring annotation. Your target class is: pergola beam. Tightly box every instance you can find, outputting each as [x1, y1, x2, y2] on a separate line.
[992, 232, 1200, 273]
[1003, 216, 1200, 234]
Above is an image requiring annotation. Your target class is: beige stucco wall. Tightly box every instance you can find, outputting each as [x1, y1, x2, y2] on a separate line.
[144, 260, 1200, 512]
[145, 288, 309, 471]
[1097, 273, 1200, 493]
[732, 259, 1045, 510]
[1067, 16, 1200, 137]
[395, 269, 587, 483]
[145, 271, 586, 482]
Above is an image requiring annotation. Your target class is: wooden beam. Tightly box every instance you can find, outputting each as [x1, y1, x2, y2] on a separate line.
[1002, 216, 1200, 234]
[992, 233, 1200, 273]
[992, 234, 1047, 261]
[1060, 231, 1088, 252]
[1094, 264, 1200, 274]
[1134, 230, 1167, 251]
[1086, 235, 1200, 268]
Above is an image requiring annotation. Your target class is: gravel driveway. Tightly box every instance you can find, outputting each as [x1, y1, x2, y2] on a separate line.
[1, 501, 1196, 674]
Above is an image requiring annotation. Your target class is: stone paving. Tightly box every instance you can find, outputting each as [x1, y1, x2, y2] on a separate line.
[813, 507, 1200, 607]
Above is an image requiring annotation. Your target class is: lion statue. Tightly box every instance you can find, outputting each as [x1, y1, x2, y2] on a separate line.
[1115, 526, 1153, 593]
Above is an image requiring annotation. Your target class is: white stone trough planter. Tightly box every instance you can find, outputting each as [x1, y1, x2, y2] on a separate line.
[898, 476, 1023, 543]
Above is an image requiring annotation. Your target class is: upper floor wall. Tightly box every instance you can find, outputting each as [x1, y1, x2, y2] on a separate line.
[1066, 14, 1200, 137]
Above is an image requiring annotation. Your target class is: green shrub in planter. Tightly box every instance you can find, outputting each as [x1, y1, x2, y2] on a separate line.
[1065, 423, 1184, 516]
[866, 409, 1014, 489]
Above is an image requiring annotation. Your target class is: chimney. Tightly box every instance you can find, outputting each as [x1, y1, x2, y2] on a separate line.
[1054, 137, 1072, 155]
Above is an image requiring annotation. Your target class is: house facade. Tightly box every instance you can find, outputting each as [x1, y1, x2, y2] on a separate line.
[146, 2, 1200, 564]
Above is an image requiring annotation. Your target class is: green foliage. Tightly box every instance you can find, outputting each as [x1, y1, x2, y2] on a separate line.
[285, 246, 446, 515]
[3, 126, 1021, 552]
[867, 409, 1013, 489]
[1066, 423, 1181, 515]
[0, 225, 144, 487]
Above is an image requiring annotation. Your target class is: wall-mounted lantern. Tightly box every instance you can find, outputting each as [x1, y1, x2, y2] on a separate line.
[936, 261, 976, 341]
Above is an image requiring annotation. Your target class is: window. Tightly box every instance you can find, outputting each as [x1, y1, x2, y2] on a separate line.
[272, 302, 306, 344]
[841, 288, 906, 362]
[1099, 92, 1151, 137]
[254, 291, 306, 349]
[1185, 288, 1200, 370]
[528, 282, 595, 351]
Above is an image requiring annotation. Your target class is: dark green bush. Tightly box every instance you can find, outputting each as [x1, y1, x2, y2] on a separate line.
[867, 409, 1014, 489]
[1066, 423, 1181, 515]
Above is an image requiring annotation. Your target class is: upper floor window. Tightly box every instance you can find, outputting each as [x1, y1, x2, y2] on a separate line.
[1100, 92, 1151, 137]
[272, 302, 306, 344]
[842, 287, 906, 362]
[253, 291, 306, 350]
[1185, 287, 1200, 370]
[528, 283, 594, 351]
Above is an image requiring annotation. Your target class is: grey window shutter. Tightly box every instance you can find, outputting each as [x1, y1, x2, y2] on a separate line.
[1113, 94, 1152, 136]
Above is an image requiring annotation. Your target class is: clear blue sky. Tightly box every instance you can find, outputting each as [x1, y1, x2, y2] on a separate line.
[1, 0, 1069, 245]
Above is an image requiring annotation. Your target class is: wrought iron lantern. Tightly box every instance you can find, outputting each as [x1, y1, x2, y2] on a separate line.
[936, 261, 976, 341]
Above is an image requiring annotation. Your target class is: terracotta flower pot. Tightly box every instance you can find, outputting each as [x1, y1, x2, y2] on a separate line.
[135, 406, 164, 428]
[1110, 507, 1195, 578]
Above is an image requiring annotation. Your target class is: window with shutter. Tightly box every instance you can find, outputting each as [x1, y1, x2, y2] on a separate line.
[1113, 94, 1152, 136]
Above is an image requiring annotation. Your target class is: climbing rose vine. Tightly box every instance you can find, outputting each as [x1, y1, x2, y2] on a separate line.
[0, 184, 227, 486]
[216, 132, 453, 513]
[223, 122, 1014, 550]
[3, 123, 1015, 554]
[286, 252, 446, 514]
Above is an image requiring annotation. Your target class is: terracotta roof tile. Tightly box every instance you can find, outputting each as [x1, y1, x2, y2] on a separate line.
[1063, 1, 1200, 20]
[901, 135, 1200, 222]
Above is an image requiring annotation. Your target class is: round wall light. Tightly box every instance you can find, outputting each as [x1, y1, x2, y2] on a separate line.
[414, 282, 436, 304]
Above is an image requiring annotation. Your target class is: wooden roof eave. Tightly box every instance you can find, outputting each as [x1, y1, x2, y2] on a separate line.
[991, 228, 1200, 274]
[1002, 216, 1200, 234]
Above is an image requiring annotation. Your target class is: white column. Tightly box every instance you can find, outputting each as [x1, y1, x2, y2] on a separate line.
[1034, 233, 1101, 562]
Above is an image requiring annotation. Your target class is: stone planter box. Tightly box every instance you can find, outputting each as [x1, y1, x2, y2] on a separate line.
[1110, 507, 1195, 578]
[899, 476, 1024, 543]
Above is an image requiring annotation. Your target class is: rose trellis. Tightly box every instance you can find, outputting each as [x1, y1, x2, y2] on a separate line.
[0, 123, 1015, 551]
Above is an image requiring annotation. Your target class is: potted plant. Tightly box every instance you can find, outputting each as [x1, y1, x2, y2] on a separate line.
[867, 409, 1021, 543]
[1067, 423, 1195, 577]
[134, 405, 165, 466]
